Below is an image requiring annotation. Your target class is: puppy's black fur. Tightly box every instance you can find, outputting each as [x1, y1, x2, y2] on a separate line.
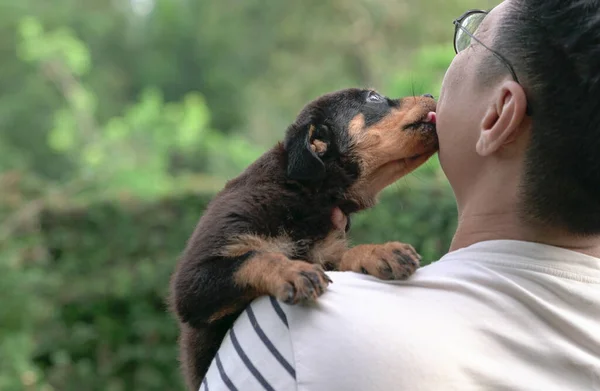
[169, 88, 438, 390]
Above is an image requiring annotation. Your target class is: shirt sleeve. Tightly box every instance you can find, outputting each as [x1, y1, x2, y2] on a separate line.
[200, 296, 298, 391]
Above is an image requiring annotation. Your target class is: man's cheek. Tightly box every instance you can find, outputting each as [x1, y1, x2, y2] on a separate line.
[441, 57, 461, 87]
[439, 69, 461, 109]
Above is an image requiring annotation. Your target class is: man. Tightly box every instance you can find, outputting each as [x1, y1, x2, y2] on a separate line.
[198, 1, 600, 389]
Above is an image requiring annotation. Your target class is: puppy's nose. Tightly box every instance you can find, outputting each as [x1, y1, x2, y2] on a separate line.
[422, 93, 435, 99]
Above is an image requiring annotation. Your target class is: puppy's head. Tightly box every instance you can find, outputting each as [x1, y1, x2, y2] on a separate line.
[283, 88, 437, 212]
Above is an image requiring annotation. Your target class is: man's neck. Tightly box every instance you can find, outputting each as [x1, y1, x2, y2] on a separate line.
[450, 207, 600, 259]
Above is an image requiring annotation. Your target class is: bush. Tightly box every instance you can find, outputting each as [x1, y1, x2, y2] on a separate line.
[35, 195, 212, 391]
[7, 178, 456, 391]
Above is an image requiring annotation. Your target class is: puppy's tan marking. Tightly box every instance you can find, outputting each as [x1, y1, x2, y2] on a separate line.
[308, 124, 316, 139]
[348, 114, 367, 141]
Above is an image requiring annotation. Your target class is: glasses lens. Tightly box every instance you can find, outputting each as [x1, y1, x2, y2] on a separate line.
[455, 13, 486, 52]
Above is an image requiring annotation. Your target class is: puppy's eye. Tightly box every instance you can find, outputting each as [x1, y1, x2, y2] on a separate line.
[366, 91, 384, 103]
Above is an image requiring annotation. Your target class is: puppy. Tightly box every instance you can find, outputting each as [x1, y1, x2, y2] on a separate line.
[169, 88, 438, 391]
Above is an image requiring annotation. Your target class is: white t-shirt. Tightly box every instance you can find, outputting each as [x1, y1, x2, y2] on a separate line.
[200, 240, 600, 391]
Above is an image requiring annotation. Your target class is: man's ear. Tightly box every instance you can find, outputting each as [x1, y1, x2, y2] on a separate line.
[476, 81, 528, 156]
[284, 122, 330, 181]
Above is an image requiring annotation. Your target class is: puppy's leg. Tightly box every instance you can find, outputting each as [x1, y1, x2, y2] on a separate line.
[172, 235, 332, 389]
[234, 251, 332, 305]
[217, 233, 332, 305]
[310, 229, 421, 280]
[339, 242, 421, 280]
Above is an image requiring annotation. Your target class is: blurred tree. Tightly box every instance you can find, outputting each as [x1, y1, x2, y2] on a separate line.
[12, 16, 262, 200]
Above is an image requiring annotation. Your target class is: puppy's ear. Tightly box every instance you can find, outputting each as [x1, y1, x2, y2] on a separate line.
[284, 122, 330, 181]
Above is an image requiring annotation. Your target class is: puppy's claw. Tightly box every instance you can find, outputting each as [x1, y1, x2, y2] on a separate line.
[274, 262, 330, 305]
[394, 248, 422, 262]
[281, 283, 296, 304]
[303, 270, 328, 296]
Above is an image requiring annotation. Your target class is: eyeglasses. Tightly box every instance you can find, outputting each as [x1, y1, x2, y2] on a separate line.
[453, 9, 532, 115]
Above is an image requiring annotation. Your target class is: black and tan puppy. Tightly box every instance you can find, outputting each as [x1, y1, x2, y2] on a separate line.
[169, 88, 437, 390]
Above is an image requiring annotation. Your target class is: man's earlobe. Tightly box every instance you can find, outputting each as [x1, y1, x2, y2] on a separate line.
[284, 122, 330, 181]
[476, 81, 528, 156]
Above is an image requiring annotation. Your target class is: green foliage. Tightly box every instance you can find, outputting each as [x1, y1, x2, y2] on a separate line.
[18, 16, 91, 77]
[31, 195, 210, 391]
[13, 17, 262, 199]
[0, 242, 56, 391]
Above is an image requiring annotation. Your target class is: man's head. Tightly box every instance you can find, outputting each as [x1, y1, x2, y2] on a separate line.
[436, 0, 600, 237]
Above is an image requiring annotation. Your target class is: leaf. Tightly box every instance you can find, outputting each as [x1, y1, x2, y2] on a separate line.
[104, 118, 129, 143]
[82, 144, 105, 168]
[48, 110, 77, 152]
[16, 17, 45, 62]
[176, 92, 210, 149]
[52, 28, 91, 76]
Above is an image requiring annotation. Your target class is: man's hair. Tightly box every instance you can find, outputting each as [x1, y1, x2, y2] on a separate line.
[493, 0, 600, 235]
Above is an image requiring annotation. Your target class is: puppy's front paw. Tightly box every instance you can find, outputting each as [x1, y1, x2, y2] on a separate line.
[274, 262, 332, 305]
[340, 242, 421, 280]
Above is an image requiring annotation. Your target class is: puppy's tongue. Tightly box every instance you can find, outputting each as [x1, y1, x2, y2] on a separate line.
[425, 112, 437, 124]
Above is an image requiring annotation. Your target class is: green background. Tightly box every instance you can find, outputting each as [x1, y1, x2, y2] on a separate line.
[1, 0, 499, 390]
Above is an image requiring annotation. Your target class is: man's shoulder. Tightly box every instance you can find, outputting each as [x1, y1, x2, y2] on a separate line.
[278, 258, 472, 328]
[281, 261, 468, 331]
[257, 262, 481, 390]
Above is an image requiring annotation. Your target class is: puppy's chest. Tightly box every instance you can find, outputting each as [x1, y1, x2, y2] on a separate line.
[261, 206, 343, 263]
[276, 229, 347, 268]
[251, 223, 344, 259]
